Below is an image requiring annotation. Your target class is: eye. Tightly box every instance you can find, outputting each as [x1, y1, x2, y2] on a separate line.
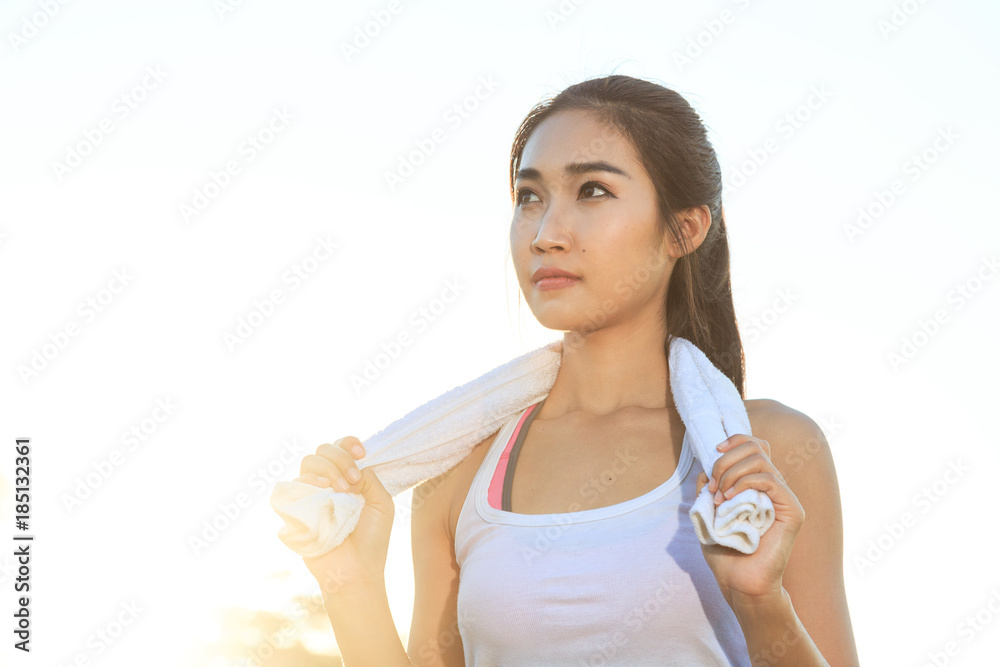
[515, 182, 614, 208]
[580, 182, 613, 199]
[515, 188, 540, 207]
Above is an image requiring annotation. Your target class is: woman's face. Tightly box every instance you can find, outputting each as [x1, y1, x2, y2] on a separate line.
[510, 109, 675, 336]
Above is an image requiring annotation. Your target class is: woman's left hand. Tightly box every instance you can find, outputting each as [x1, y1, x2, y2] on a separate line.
[694, 434, 805, 609]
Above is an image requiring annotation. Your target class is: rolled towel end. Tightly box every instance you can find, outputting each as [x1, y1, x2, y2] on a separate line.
[269, 481, 367, 559]
[688, 486, 776, 555]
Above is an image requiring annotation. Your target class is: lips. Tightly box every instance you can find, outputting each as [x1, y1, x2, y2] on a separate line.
[531, 267, 580, 283]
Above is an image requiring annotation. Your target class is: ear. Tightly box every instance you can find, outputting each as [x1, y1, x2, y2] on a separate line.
[664, 205, 712, 259]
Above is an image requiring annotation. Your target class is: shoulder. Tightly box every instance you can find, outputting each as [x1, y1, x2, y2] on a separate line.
[741, 398, 845, 559]
[743, 398, 835, 485]
[410, 431, 497, 545]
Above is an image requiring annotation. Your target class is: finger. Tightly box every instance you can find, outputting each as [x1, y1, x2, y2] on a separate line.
[708, 434, 752, 492]
[716, 453, 782, 503]
[715, 434, 769, 457]
[714, 433, 754, 454]
[696, 472, 709, 496]
[719, 471, 804, 525]
[333, 436, 367, 459]
[294, 473, 331, 488]
[300, 446, 363, 492]
[298, 454, 346, 489]
[709, 436, 774, 493]
[308, 436, 365, 461]
[721, 436, 771, 459]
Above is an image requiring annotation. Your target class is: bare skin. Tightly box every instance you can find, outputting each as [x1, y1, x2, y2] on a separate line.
[442, 400, 752, 544]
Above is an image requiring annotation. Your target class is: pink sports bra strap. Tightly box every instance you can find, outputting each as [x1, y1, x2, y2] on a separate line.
[486, 399, 545, 511]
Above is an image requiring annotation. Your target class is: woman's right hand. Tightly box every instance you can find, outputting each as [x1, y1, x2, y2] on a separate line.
[294, 437, 395, 600]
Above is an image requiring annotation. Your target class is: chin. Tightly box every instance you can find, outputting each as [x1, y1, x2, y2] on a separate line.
[526, 305, 592, 334]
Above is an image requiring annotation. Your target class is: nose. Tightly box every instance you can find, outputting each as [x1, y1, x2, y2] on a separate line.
[528, 202, 573, 255]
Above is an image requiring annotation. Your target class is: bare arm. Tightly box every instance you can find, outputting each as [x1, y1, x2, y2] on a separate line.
[407, 437, 494, 666]
[297, 438, 416, 666]
[324, 578, 414, 667]
[750, 400, 860, 666]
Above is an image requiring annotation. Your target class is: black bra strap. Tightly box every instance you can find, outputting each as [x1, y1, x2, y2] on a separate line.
[501, 397, 546, 512]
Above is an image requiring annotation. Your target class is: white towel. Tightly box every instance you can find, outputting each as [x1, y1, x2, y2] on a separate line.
[669, 339, 776, 553]
[269, 336, 774, 558]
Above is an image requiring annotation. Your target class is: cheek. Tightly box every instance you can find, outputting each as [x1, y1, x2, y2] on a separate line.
[510, 236, 533, 283]
[509, 220, 532, 254]
[510, 213, 537, 240]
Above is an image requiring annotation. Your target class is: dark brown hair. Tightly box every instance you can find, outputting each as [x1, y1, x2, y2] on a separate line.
[509, 74, 745, 397]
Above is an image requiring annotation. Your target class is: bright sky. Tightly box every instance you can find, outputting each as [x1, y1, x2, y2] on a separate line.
[1, 1, 998, 665]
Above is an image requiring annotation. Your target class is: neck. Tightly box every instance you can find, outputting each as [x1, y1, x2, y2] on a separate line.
[543, 323, 673, 419]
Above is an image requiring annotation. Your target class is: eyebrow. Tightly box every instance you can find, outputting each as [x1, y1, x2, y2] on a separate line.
[515, 160, 632, 183]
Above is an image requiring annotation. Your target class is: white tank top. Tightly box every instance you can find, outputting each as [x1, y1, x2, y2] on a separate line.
[454, 402, 752, 665]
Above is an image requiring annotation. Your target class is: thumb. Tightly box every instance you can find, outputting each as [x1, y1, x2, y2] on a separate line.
[356, 467, 394, 518]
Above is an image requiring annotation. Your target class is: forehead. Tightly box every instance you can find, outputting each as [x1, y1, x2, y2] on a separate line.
[518, 109, 640, 178]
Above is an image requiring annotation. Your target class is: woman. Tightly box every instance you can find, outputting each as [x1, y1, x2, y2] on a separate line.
[294, 74, 860, 666]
